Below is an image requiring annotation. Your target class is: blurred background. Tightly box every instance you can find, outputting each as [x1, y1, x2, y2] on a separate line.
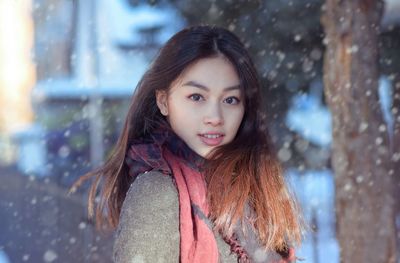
[0, 0, 399, 262]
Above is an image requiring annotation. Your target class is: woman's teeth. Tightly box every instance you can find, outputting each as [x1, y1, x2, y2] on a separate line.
[202, 134, 222, 139]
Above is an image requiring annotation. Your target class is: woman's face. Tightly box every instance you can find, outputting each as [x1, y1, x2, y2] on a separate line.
[156, 56, 245, 158]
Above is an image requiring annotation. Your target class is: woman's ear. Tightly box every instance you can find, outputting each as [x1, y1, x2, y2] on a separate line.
[155, 90, 169, 116]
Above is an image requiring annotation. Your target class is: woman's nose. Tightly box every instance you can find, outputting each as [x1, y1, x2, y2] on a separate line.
[203, 103, 224, 126]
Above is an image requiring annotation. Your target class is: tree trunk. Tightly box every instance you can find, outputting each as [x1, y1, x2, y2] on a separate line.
[392, 73, 400, 256]
[321, 0, 397, 262]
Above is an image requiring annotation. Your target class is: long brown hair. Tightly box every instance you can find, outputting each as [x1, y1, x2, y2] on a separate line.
[70, 25, 304, 251]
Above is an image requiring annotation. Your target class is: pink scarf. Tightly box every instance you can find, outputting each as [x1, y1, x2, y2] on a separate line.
[163, 147, 220, 262]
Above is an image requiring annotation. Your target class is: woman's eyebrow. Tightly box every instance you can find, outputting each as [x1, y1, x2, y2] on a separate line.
[182, 80, 240, 91]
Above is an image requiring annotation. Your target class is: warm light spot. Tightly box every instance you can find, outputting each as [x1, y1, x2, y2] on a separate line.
[0, 0, 36, 133]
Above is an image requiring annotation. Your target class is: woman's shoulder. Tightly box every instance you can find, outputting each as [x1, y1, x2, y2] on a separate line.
[128, 170, 177, 194]
[114, 170, 180, 262]
[122, 170, 178, 214]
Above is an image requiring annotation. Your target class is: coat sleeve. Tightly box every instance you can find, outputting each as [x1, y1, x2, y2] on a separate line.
[113, 171, 180, 263]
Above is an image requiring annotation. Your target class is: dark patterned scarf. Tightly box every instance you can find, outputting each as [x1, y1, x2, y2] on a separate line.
[125, 126, 204, 177]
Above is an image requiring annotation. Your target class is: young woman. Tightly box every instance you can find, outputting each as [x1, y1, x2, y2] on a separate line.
[71, 25, 304, 263]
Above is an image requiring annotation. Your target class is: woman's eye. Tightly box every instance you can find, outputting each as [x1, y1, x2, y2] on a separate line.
[188, 94, 204, 101]
[224, 97, 240, 105]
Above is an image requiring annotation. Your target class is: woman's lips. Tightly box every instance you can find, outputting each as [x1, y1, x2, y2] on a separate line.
[198, 134, 224, 146]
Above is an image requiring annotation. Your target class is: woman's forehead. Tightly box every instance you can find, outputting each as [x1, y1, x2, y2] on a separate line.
[170, 56, 241, 91]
